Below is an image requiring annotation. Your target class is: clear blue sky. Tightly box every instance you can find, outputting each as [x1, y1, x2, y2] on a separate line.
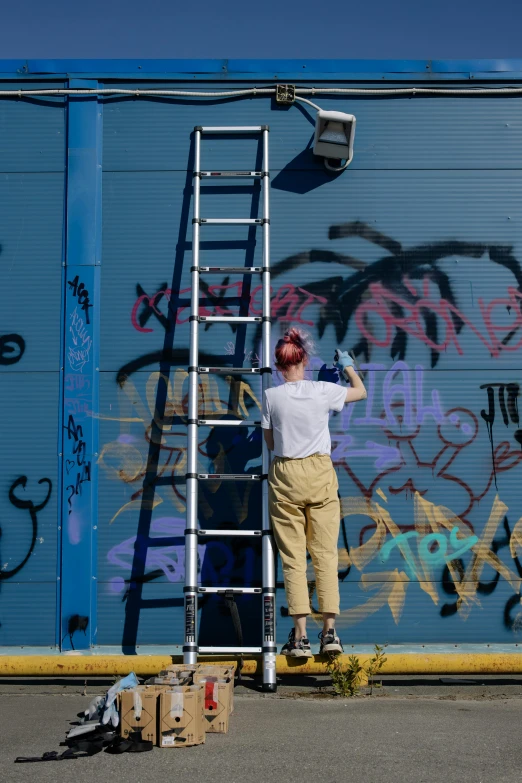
[0, 0, 520, 60]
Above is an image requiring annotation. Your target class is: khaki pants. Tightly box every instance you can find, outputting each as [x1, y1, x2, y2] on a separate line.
[268, 453, 340, 616]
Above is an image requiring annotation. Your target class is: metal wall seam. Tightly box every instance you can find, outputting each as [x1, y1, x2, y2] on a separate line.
[91, 93, 103, 648]
[55, 104, 69, 647]
[60, 78, 102, 651]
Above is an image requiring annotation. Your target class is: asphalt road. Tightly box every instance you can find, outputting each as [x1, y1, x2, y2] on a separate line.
[2, 677, 522, 783]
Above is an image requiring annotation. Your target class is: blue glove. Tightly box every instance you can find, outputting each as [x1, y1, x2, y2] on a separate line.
[318, 363, 339, 384]
[334, 349, 355, 372]
[101, 671, 139, 726]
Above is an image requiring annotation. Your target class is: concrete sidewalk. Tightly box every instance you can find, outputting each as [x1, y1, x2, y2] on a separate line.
[2, 677, 522, 783]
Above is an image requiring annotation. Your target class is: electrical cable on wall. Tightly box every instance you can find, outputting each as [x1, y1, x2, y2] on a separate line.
[3, 83, 522, 173]
[3, 85, 522, 97]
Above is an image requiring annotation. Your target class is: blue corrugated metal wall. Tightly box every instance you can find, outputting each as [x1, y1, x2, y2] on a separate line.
[2, 62, 522, 650]
[0, 86, 65, 645]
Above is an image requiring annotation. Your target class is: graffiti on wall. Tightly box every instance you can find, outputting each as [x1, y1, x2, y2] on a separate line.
[60, 265, 96, 650]
[67, 274, 93, 373]
[0, 334, 26, 366]
[63, 268, 94, 544]
[98, 221, 522, 644]
[1, 476, 52, 586]
[64, 414, 92, 524]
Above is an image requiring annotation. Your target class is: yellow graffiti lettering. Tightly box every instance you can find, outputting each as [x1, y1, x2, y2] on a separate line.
[339, 569, 410, 627]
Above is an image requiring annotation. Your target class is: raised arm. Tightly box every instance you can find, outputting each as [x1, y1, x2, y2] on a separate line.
[343, 364, 367, 403]
[334, 349, 367, 404]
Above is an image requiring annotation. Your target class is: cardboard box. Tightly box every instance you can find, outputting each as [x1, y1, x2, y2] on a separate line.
[162, 664, 198, 674]
[157, 667, 194, 685]
[158, 686, 205, 748]
[195, 678, 233, 733]
[146, 673, 191, 687]
[120, 686, 159, 745]
[193, 666, 235, 715]
[193, 664, 235, 680]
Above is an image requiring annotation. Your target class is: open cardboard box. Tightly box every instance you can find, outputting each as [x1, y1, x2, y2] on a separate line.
[158, 686, 206, 748]
[193, 678, 232, 733]
[120, 686, 159, 745]
[193, 666, 235, 717]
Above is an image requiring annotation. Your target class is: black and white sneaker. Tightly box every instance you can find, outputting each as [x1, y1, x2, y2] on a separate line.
[319, 629, 344, 655]
[281, 628, 313, 658]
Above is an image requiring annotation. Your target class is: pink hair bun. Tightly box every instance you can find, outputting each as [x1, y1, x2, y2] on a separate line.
[275, 327, 313, 370]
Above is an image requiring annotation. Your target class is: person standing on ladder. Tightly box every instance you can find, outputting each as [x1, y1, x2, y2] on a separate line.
[261, 327, 367, 657]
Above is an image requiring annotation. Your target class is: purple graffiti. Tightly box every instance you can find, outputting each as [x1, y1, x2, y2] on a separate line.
[107, 516, 206, 583]
[331, 435, 401, 470]
[351, 361, 446, 429]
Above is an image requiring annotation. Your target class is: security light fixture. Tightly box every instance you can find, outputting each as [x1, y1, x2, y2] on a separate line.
[313, 109, 356, 172]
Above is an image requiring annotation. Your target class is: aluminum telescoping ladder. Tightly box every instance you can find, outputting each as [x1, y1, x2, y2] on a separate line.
[183, 125, 277, 692]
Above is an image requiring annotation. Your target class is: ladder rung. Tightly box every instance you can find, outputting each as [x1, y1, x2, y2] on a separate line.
[198, 367, 261, 374]
[199, 646, 262, 654]
[198, 529, 262, 537]
[199, 218, 263, 225]
[199, 315, 261, 323]
[199, 266, 262, 274]
[200, 171, 264, 178]
[197, 419, 261, 427]
[198, 126, 265, 133]
[198, 474, 262, 481]
[199, 587, 262, 594]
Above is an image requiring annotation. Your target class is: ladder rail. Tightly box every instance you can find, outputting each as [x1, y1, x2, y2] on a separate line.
[183, 129, 202, 663]
[260, 128, 278, 688]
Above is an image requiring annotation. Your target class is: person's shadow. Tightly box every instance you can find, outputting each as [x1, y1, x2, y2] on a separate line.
[198, 424, 264, 648]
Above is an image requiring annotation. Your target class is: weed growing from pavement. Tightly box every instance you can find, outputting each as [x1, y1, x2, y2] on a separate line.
[366, 644, 388, 694]
[326, 644, 388, 697]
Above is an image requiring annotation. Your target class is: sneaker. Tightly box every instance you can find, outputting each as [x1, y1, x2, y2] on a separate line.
[281, 628, 313, 658]
[319, 629, 344, 655]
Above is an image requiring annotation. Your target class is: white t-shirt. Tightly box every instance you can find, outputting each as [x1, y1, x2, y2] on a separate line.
[261, 380, 347, 459]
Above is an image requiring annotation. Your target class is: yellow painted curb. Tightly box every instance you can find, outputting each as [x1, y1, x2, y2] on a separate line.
[0, 653, 521, 677]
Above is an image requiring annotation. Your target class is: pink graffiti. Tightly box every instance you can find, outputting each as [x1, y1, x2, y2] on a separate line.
[131, 283, 327, 333]
[355, 277, 522, 358]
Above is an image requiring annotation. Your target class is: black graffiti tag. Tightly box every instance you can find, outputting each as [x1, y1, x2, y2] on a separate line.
[480, 382, 522, 488]
[1, 476, 52, 581]
[68, 275, 92, 324]
[271, 224, 522, 369]
[63, 614, 90, 650]
[64, 415, 91, 513]
[480, 383, 521, 439]
[134, 281, 170, 332]
[0, 334, 25, 365]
